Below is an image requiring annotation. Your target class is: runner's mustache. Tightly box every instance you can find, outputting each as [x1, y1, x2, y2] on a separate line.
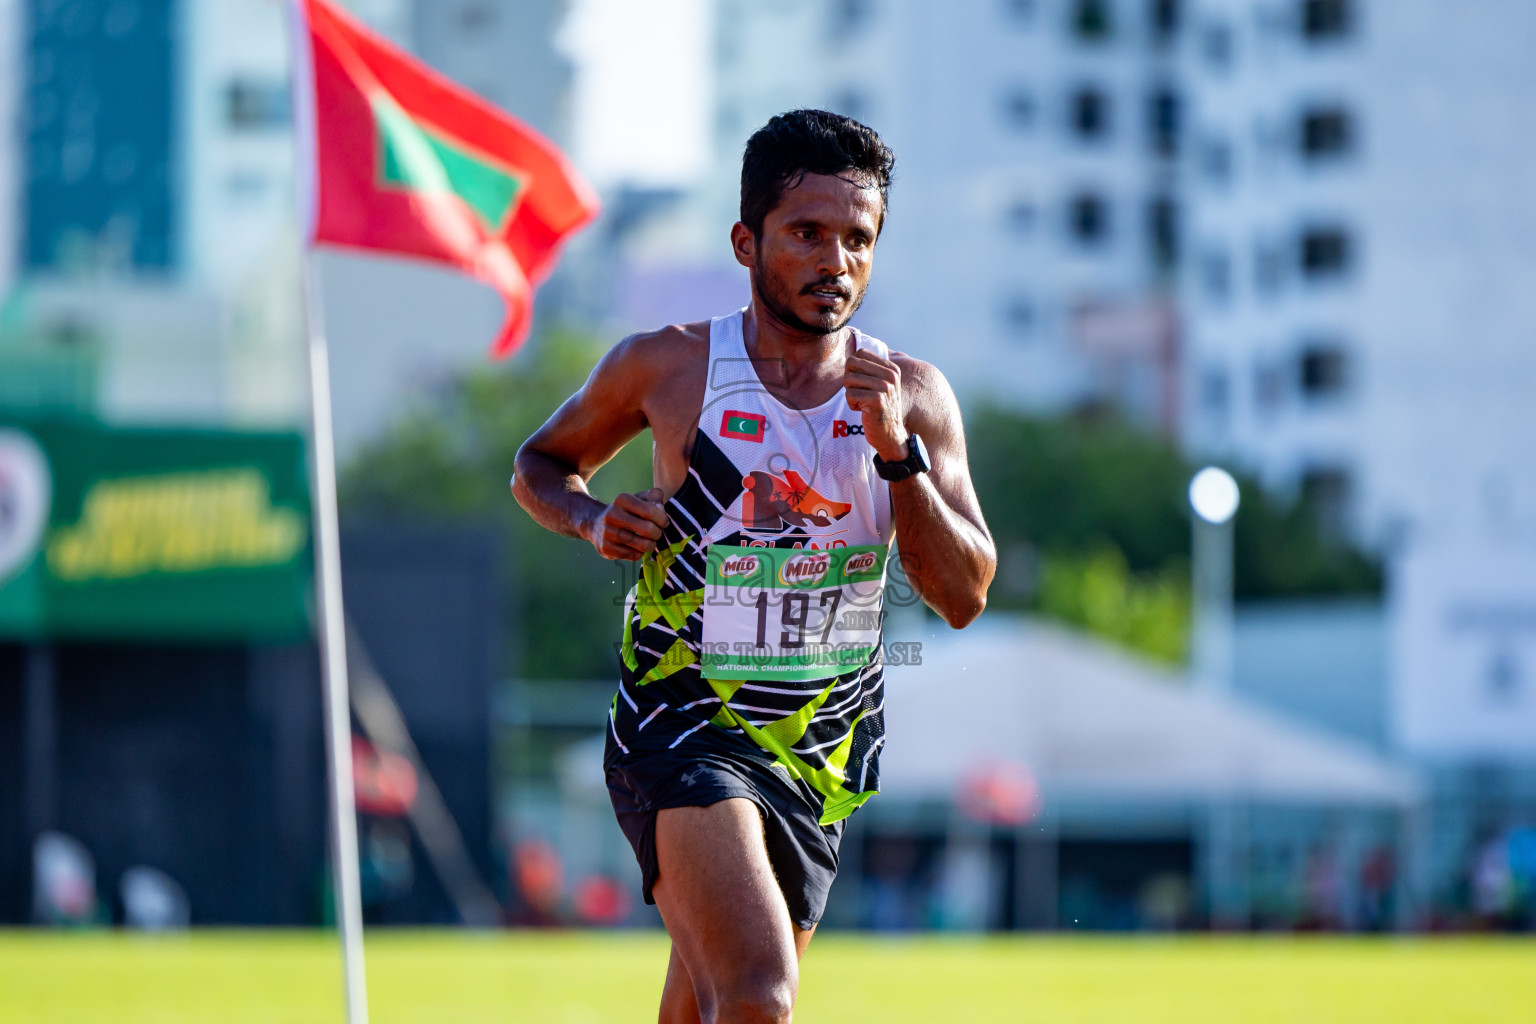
[800, 278, 851, 298]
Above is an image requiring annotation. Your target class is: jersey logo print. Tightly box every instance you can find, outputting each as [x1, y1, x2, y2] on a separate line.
[741, 470, 852, 531]
[720, 410, 768, 442]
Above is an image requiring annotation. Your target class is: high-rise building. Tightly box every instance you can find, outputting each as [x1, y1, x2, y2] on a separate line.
[1181, 1, 1536, 878]
[1180, 0, 1536, 552]
[2, 0, 579, 447]
[5, 0, 304, 427]
[412, 0, 572, 143]
[623, 0, 1185, 424]
[828, 0, 1182, 422]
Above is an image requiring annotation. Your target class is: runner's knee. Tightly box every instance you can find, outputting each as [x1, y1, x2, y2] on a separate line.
[697, 969, 795, 1024]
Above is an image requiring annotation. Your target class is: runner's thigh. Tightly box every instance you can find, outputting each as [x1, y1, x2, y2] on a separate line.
[651, 799, 799, 1015]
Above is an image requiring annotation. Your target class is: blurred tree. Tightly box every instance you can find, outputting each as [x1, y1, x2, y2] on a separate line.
[1035, 546, 1190, 665]
[968, 407, 1381, 662]
[340, 328, 651, 679]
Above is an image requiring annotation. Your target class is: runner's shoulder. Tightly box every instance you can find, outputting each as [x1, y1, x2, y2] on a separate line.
[589, 321, 709, 403]
[887, 349, 955, 402]
[609, 320, 710, 375]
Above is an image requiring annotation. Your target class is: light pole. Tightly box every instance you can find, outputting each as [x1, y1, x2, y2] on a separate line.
[1189, 466, 1240, 694]
[1188, 466, 1246, 929]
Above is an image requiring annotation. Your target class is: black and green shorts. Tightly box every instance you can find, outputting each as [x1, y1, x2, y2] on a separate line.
[604, 740, 846, 931]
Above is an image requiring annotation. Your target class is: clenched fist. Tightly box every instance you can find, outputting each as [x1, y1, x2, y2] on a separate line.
[587, 487, 670, 561]
[844, 349, 909, 462]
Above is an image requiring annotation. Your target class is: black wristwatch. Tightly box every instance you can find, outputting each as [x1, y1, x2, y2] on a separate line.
[873, 433, 931, 481]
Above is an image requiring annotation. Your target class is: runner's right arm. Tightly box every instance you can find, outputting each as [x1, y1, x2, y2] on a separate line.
[511, 335, 670, 561]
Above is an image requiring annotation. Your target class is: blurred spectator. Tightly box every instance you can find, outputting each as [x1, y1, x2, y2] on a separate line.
[1358, 845, 1396, 933]
[957, 760, 1040, 827]
[1302, 845, 1344, 931]
[33, 832, 97, 926]
[512, 839, 564, 925]
[1473, 827, 1536, 931]
[360, 819, 415, 905]
[120, 867, 191, 931]
[1472, 831, 1514, 926]
[1137, 873, 1191, 931]
[573, 876, 631, 926]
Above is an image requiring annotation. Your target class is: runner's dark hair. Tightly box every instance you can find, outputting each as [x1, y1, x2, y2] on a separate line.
[740, 109, 896, 238]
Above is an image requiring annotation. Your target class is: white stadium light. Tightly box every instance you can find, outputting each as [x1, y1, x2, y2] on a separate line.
[1189, 466, 1240, 525]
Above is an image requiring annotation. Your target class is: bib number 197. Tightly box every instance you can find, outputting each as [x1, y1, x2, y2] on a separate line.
[754, 590, 842, 648]
[701, 545, 887, 682]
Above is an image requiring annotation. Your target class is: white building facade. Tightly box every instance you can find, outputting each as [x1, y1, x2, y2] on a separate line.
[612, 0, 1184, 425]
[826, 0, 1182, 422]
[1181, 0, 1536, 552]
[1180, 0, 1536, 767]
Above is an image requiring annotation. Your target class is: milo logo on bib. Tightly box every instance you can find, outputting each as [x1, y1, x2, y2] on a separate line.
[844, 551, 879, 576]
[720, 554, 761, 578]
[778, 552, 831, 587]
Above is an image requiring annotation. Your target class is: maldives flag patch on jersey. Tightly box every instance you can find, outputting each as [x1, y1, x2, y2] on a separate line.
[292, 0, 599, 357]
[720, 410, 768, 442]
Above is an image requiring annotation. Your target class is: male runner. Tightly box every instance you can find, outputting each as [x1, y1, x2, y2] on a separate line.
[512, 110, 995, 1023]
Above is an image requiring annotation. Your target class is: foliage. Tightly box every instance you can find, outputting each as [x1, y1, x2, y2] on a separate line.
[339, 327, 651, 679]
[1035, 546, 1190, 665]
[967, 407, 1381, 661]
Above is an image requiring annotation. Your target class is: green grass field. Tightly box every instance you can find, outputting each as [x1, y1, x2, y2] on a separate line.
[2, 930, 1531, 1023]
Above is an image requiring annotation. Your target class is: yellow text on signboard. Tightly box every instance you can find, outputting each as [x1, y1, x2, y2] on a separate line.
[47, 468, 307, 581]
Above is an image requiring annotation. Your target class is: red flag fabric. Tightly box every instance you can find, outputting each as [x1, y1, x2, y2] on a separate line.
[291, 0, 599, 357]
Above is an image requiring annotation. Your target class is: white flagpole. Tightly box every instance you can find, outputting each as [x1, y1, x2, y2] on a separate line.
[288, 2, 368, 1020]
[301, 252, 370, 1024]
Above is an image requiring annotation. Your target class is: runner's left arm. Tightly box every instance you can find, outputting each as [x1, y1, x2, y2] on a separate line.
[844, 351, 996, 628]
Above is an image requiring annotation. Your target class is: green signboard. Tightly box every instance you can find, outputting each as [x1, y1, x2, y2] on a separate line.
[0, 417, 312, 640]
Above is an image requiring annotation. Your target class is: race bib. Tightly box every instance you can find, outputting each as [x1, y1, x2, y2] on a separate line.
[700, 544, 888, 681]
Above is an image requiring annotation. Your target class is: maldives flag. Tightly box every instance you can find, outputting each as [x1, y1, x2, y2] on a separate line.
[290, 0, 599, 357]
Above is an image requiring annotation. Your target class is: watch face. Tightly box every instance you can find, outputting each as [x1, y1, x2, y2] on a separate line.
[911, 434, 931, 471]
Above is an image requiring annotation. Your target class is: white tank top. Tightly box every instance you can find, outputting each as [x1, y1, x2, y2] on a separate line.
[695, 309, 894, 550]
[609, 308, 896, 825]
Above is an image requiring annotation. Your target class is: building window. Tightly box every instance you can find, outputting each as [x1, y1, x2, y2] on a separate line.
[1147, 88, 1179, 156]
[1005, 0, 1037, 24]
[1302, 0, 1351, 40]
[834, 0, 876, 35]
[1000, 295, 1036, 339]
[226, 80, 289, 130]
[1150, 0, 1180, 43]
[1299, 343, 1349, 399]
[1201, 20, 1233, 70]
[1200, 365, 1230, 419]
[225, 171, 269, 204]
[1070, 87, 1111, 140]
[1147, 196, 1177, 271]
[1300, 466, 1352, 541]
[1254, 240, 1284, 296]
[1200, 248, 1231, 302]
[1199, 137, 1232, 183]
[1253, 359, 1285, 417]
[1072, 0, 1114, 41]
[1006, 200, 1037, 236]
[457, 3, 495, 32]
[1300, 106, 1353, 159]
[1068, 192, 1111, 245]
[1003, 90, 1036, 130]
[1299, 226, 1352, 278]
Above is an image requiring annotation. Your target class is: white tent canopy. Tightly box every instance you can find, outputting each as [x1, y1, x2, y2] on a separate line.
[880, 617, 1422, 808]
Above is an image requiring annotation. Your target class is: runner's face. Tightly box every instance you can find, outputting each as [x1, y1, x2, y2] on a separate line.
[745, 172, 881, 337]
